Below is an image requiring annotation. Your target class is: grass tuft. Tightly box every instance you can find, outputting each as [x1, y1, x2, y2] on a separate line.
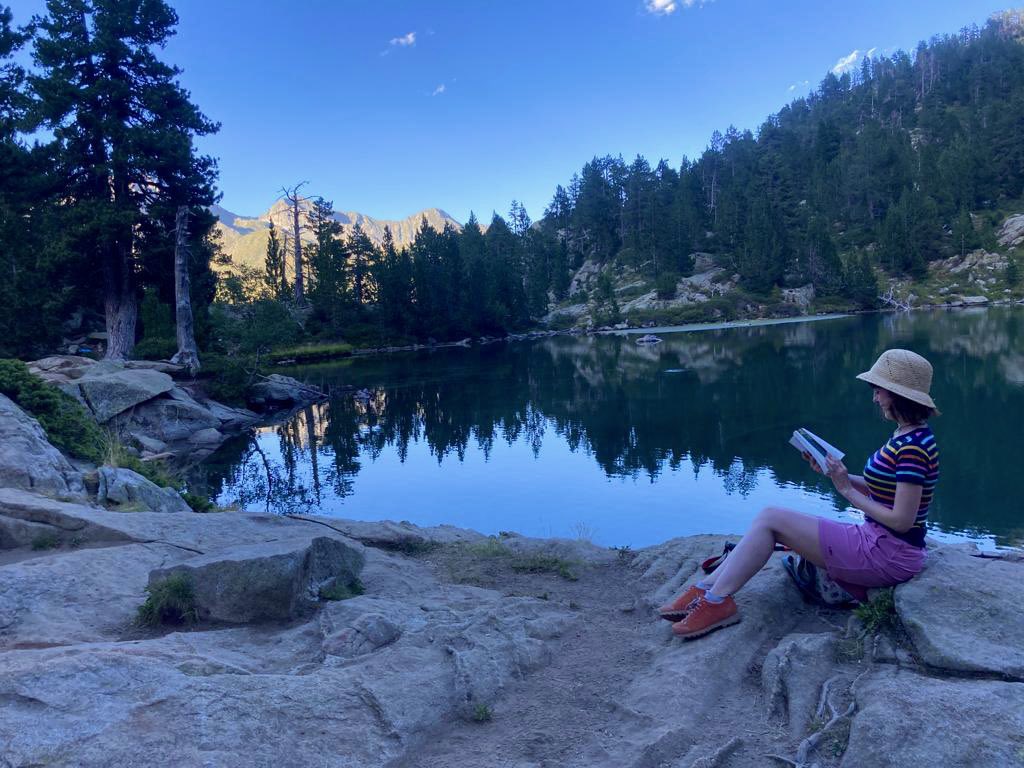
[137, 574, 199, 627]
[30, 532, 60, 551]
[103, 437, 181, 490]
[854, 589, 897, 633]
[319, 578, 366, 601]
[471, 704, 493, 723]
[509, 554, 578, 581]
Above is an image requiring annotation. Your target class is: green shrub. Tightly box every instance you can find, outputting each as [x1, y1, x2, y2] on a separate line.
[140, 287, 175, 340]
[201, 354, 254, 406]
[655, 272, 680, 300]
[104, 438, 180, 490]
[319, 577, 365, 601]
[267, 342, 353, 365]
[472, 704, 493, 723]
[0, 359, 106, 462]
[137, 574, 199, 627]
[181, 491, 214, 513]
[133, 336, 178, 361]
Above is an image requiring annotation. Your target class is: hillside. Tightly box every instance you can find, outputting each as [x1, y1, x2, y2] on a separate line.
[213, 203, 462, 275]
[531, 10, 1024, 329]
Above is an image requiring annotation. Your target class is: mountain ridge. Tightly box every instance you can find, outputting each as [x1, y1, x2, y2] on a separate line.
[212, 203, 462, 275]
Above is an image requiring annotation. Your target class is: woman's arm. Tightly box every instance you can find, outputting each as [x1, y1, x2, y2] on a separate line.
[825, 455, 922, 533]
[802, 452, 868, 494]
[848, 474, 869, 495]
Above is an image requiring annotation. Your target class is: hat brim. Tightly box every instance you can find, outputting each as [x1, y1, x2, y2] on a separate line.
[856, 371, 936, 409]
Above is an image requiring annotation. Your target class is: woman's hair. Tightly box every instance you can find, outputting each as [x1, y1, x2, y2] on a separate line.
[888, 392, 936, 424]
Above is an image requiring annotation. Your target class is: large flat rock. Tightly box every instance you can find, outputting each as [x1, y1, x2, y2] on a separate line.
[64, 363, 176, 423]
[0, 542, 191, 647]
[0, 554, 572, 768]
[895, 546, 1024, 679]
[844, 669, 1024, 767]
[0, 488, 341, 553]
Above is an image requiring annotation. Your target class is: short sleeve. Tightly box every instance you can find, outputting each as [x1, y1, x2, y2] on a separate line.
[894, 443, 930, 486]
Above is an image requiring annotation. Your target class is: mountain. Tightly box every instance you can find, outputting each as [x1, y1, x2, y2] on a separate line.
[212, 203, 462, 274]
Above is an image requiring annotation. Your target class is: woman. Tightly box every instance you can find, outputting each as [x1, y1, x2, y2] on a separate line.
[659, 348, 940, 640]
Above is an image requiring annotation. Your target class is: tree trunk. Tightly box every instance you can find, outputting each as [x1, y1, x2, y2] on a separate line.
[170, 206, 201, 375]
[292, 194, 304, 301]
[104, 290, 138, 361]
[104, 216, 138, 361]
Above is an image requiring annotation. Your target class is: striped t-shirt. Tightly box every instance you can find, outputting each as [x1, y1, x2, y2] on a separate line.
[862, 426, 939, 547]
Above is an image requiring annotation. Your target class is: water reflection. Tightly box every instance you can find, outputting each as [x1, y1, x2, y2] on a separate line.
[191, 308, 1024, 547]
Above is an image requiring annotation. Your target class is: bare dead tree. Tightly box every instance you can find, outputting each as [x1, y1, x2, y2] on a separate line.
[879, 285, 911, 311]
[170, 206, 201, 375]
[281, 182, 309, 302]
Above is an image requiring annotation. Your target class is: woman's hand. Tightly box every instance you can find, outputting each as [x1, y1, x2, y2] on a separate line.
[825, 454, 853, 495]
[802, 451, 823, 474]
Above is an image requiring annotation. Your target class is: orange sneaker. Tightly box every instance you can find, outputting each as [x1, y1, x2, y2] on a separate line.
[658, 584, 706, 622]
[671, 595, 740, 639]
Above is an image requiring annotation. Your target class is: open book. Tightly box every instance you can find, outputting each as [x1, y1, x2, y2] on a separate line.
[789, 428, 844, 473]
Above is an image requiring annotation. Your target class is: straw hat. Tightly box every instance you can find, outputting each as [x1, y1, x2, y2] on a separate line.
[856, 348, 937, 409]
[856, 349, 936, 409]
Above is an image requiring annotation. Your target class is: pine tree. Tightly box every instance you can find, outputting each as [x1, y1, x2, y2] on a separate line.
[347, 221, 377, 308]
[31, 0, 218, 359]
[806, 216, 845, 295]
[374, 225, 413, 333]
[264, 220, 288, 299]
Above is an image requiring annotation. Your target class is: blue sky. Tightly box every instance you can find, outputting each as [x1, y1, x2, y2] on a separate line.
[13, 0, 997, 222]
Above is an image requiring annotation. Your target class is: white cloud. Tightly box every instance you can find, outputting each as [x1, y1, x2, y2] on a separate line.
[788, 79, 810, 92]
[866, 46, 878, 59]
[432, 84, 446, 96]
[831, 49, 860, 76]
[645, 0, 712, 13]
[645, 0, 678, 13]
[390, 31, 416, 47]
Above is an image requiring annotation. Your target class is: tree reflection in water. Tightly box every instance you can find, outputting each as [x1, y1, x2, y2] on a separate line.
[189, 309, 1024, 546]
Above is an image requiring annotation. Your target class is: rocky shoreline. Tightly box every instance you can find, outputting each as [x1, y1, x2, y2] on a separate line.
[26, 355, 323, 466]
[1, 353, 1022, 767]
[0, 470, 1021, 766]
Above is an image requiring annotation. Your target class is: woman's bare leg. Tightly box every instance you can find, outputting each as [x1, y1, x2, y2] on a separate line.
[702, 507, 826, 597]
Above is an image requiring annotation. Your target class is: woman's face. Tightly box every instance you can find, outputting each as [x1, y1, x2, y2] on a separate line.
[872, 386, 895, 421]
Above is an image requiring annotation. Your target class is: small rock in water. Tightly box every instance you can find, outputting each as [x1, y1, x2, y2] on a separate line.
[635, 334, 662, 345]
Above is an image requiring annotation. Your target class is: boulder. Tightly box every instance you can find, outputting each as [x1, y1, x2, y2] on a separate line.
[247, 374, 322, 409]
[65, 363, 176, 423]
[961, 295, 990, 306]
[147, 536, 366, 624]
[27, 355, 96, 378]
[844, 669, 1024, 767]
[97, 466, 191, 514]
[998, 212, 1024, 248]
[895, 546, 1024, 679]
[0, 394, 82, 497]
[112, 393, 221, 443]
[129, 431, 167, 454]
[188, 427, 223, 445]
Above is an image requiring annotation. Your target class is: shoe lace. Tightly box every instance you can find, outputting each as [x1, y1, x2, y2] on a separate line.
[686, 597, 719, 623]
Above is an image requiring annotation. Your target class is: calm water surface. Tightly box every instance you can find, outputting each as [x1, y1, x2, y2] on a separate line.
[192, 308, 1024, 549]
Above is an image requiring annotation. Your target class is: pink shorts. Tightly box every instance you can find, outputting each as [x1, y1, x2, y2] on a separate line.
[817, 518, 926, 602]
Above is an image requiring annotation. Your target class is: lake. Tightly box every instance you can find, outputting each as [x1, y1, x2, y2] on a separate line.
[191, 307, 1024, 549]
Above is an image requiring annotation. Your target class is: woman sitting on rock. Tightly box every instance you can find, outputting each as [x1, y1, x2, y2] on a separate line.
[660, 348, 940, 640]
